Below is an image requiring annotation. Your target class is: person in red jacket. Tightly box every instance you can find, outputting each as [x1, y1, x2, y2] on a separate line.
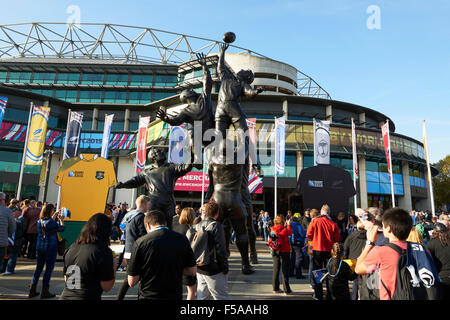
[307, 204, 341, 300]
[270, 214, 293, 295]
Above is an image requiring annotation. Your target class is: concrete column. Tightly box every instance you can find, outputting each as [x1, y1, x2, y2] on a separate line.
[358, 155, 368, 209]
[326, 105, 332, 123]
[92, 108, 98, 130]
[282, 99, 288, 119]
[124, 108, 130, 131]
[359, 113, 366, 128]
[398, 161, 412, 211]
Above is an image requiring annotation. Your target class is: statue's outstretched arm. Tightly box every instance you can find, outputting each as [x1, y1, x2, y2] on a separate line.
[115, 174, 146, 189]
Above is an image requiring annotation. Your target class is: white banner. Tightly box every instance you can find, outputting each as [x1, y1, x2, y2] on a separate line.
[314, 119, 330, 165]
[101, 114, 114, 158]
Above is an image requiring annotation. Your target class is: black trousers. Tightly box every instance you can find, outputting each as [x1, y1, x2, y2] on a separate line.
[23, 233, 37, 258]
[116, 259, 129, 300]
[312, 250, 331, 300]
[272, 252, 291, 292]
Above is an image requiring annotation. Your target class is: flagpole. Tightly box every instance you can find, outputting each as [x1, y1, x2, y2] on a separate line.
[57, 109, 72, 210]
[201, 148, 205, 207]
[351, 118, 358, 214]
[274, 117, 277, 217]
[386, 120, 395, 208]
[17, 101, 34, 200]
[423, 120, 436, 216]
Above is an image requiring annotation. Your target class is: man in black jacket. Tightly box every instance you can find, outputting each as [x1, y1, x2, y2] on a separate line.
[115, 195, 150, 300]
[196, 202, 229, 300]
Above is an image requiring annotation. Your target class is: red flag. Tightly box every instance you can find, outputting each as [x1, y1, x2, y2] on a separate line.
[136, 117, 150, 173]
[381, 122, 392, 181]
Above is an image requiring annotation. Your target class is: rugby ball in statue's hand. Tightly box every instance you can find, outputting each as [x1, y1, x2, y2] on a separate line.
[223, 32, 236, 43]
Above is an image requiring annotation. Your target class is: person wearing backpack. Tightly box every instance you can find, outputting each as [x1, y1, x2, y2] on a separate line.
[270, 215, 293, 295]
[326, 242, 357, 300]
[192, 202, 229, 300]
[355, 207, 441, 300]
[289, 216, 306, 279]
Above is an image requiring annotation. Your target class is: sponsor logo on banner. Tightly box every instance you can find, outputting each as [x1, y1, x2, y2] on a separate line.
[25, 105, 51, 165]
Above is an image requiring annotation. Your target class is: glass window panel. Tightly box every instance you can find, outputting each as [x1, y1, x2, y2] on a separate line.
[366, 171, 379, 182]
[394, 184, 404, 195]
[82, 121, 92, 130]
[367, 182, 380, 194]
[130, 74, 153, 86]
[105, 74, 128, 85]
[129, 121, 138, 131]
[79, 91, 102, 102]
[303, 155, 314, 168]
[97, 121, 104, 131]
[9, 72, 31, 83]
[410, 176, 415, 187]
[111, 121, 124, 131]
[379, 183, 391, 194]
[0, 71, 7, 82]
[366, 160, 379, 172]
[154, 74, 177, 87]
[128, 91, 151, 104]
[55, 90, 78, 102]
[4, 108, 29, 122]
[153, 92, 175, 101]
[378, 163, 389, 173]
[393, 173, 403, 185]
[103, 91, 127, 103]
[379, 172, 390, 184]
[32, 72, 55, 84]
[57, 73, 80, 84]
[81, 73, 104, 85]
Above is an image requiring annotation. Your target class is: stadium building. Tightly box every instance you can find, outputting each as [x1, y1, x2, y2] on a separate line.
[0, 23, 437, 216]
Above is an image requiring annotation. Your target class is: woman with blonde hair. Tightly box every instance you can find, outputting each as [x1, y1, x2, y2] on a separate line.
[407, 226, 425, 245]
[173, 207, 195, 236]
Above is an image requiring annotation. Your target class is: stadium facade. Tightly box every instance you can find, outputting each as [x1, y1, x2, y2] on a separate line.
[0, 23, 436, 215]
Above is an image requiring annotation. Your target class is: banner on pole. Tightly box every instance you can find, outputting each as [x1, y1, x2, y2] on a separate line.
[351, 118, 359, 179]
[168, 125, 190, 164]
[314, 119, 330, 165]
[275, 116, 285, 175]
[136, 116, 150, 173]
[247, 118, 263, 193]
[25, 105, 51, 165]
[64, 111, 83, 160]
[38, 158, 47, 187]
[381, 122, 393, 181]
[0, 96, 8, 127]
[101, 114, 114, 158]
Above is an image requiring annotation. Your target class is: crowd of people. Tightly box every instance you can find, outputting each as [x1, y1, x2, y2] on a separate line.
[0, 190, 449, 301]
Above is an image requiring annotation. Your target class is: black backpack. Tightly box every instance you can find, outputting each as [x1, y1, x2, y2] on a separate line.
[380, 243, 441, 300]
[189, 221, 216, 267]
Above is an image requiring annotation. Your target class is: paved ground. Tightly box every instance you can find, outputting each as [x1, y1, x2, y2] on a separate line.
[0, 239, 315, 300]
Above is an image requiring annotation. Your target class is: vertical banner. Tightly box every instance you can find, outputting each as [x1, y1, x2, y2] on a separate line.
[101, 114, 114, 158]
[246, 118, 263, 193]
[25, 105, 51, 165]
[0, 96, 7, 127]
[168, 125, 188, 164]
[351, 118, 359, 212]
[38, 158, 48, 187]
[423, 120, 436, 216]
[314, 119, 330, 165]
[381, 121, 395, 207]
[64, 111, 83, 160]
[275, 116, 286, 175]
[136, 116, 150, 173]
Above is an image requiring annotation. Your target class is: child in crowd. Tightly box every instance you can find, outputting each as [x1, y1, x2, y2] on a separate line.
[326, 242, 357, 300]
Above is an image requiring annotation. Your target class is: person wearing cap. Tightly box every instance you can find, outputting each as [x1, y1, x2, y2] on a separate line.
[426, 222, 450, 299]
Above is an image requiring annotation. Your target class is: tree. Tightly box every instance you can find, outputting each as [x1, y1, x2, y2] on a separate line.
[432, 155, 450, 210]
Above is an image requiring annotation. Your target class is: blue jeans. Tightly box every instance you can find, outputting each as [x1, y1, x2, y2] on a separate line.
[290, 245, 303, 278]
[263, 228, 269, 242]
[0, 252, 18, 273]
[31, 247, 58, 286]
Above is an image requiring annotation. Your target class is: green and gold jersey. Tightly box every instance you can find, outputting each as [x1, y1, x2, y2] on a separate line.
[54, 154, 117, 222]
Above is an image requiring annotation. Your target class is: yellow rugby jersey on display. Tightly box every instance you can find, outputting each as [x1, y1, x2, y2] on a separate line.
[54, 154, 117, 221]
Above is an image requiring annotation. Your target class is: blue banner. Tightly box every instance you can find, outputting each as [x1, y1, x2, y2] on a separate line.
[64, 111, 83, 160]
[275, 116, 285, 175]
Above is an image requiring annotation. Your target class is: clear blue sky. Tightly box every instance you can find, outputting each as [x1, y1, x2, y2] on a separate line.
[3, 0, 449, 163]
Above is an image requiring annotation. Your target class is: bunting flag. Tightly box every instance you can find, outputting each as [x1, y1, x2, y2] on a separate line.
[25, 105, 51, 165]
[64, 111, 83, 160]
[101, 114, 114, 158]
[422, 120, 436, 216]
[314, 118, 330, 165]
[381, 121, 395, 207]
[136, 116, 150, 173]
[0, 96, 7, 127]
[275, 116, 286, 175]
